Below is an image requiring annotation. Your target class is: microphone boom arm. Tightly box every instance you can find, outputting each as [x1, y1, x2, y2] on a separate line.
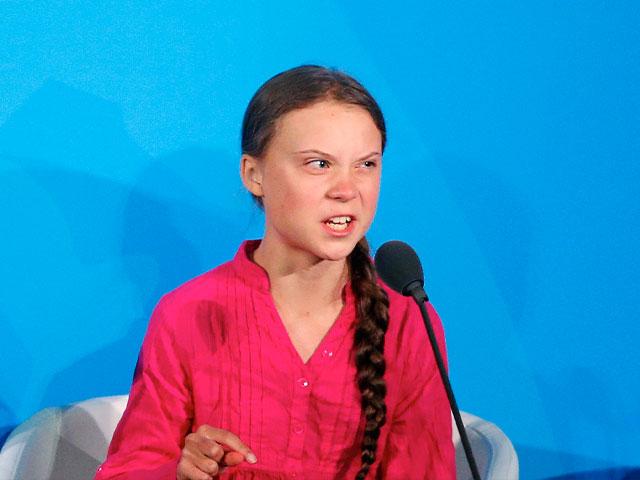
[409, 287, 482, 480]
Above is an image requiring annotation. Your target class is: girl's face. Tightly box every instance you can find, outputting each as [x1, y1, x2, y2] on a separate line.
[242, 100, 382, 265]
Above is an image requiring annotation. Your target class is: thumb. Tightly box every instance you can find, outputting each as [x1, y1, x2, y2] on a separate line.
[222, 450, 248, 466]
[209, 428, 258, 465]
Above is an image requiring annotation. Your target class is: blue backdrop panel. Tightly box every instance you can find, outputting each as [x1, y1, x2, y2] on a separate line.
[1, 2, 638, 479]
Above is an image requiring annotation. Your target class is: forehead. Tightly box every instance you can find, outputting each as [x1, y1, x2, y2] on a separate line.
[269, 101, 381, 150]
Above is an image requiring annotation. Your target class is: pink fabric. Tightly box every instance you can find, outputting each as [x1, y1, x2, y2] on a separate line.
[95, 241, 455, 479]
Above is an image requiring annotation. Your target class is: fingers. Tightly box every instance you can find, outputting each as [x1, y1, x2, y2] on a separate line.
[179, 432, 223, 479]
[177, 456, 215, 480]
[184, 432, 223, 463]
[198, 425, 258, 464]
[198, 436, 226, 463]
[178, 425, 257, 480]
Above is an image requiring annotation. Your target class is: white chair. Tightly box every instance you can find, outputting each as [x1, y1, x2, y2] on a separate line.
[0, 396, 127, 480]
[0, 395, 518, 479]
[453, 412, 519, 480]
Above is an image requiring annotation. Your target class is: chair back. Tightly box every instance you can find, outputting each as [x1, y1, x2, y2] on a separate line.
[0, 396, 127, 480]
[453, 412, 519, 480]
[0, 396, 518, 479]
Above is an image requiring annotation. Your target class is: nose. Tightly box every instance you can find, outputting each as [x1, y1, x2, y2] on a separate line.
[326, 171, 358, 202]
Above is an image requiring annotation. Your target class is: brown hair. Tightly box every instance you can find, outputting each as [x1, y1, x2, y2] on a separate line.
[241, 65, 390, 478]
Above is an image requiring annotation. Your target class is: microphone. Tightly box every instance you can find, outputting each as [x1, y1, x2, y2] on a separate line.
[374, 241, 482, 480]
[373, 240, 428, 303]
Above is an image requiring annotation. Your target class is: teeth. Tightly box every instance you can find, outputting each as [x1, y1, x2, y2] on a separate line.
[327, 216, 352, 224]
[328, 222, 348, 231]
[326, 216, 352, 232]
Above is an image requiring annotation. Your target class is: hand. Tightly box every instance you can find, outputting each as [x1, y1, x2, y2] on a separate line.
[177, 425, 257, 480]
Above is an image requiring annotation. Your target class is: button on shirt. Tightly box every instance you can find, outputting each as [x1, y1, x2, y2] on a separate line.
[95, 241, 455, 479]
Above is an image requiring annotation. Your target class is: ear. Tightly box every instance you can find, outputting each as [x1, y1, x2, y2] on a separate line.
[240, 154, 264, 197]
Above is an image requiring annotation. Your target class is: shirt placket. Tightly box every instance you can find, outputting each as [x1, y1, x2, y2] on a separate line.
[284, 369, 313, 477]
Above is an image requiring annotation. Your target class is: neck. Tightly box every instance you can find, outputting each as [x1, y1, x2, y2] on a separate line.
[253, 238, 348, 309]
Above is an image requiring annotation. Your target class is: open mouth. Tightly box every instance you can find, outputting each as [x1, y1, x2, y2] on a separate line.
[324, 215, 353, 232]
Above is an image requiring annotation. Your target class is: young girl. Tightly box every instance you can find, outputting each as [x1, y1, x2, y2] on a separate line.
[96, 65, 455, 479]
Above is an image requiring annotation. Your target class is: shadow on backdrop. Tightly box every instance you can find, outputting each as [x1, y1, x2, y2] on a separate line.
[517, 444, 640, 480]
[0, 312, 31, 448]
[37, 150, 255, 409]
[0, 80, 147, 177]
[0, 402, 16, 449]
[533, 367, 625, 475]
[434, 152, 534, 327]
[1, 80, 260, 440]
[545, 468, 640, 480]
[1, 79, 153, 420]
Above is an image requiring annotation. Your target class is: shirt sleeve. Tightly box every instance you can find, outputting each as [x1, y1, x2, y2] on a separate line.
[95, 296, 194, 480]
[377, 302, 456, 480]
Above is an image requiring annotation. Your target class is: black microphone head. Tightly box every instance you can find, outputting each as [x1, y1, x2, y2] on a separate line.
[374, 240, 425, 297]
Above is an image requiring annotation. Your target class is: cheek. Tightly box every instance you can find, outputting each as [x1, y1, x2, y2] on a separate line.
[361, 178, 381, 205]
[265, 181, 316, 215]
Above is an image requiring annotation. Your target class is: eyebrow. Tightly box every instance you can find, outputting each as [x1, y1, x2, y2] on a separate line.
[294, 149, 382, 161]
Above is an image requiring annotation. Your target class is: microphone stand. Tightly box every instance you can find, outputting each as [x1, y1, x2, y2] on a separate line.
[409, 285, 482, 480]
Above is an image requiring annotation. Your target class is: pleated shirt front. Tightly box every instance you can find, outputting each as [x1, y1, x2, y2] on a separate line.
[96, 241, 455, 479]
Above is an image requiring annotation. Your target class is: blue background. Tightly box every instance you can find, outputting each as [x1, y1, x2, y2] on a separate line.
[1, 2, 638, 479]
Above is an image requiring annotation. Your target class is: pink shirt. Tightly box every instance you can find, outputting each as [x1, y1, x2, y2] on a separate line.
[96, 241, 455, 479]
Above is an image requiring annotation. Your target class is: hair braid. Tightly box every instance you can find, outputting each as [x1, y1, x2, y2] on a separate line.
[349, 237, 390, 479]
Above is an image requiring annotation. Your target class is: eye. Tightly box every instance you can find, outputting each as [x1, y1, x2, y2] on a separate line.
[307, 159, 330, 169]
[359, 159, 378, 169]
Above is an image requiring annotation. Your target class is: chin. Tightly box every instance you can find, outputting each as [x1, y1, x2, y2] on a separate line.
[316, 242, 360, 262]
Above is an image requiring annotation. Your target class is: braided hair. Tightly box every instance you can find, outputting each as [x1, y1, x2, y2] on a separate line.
[349, 237, 390, 479]
[241, 65, 390, 478]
